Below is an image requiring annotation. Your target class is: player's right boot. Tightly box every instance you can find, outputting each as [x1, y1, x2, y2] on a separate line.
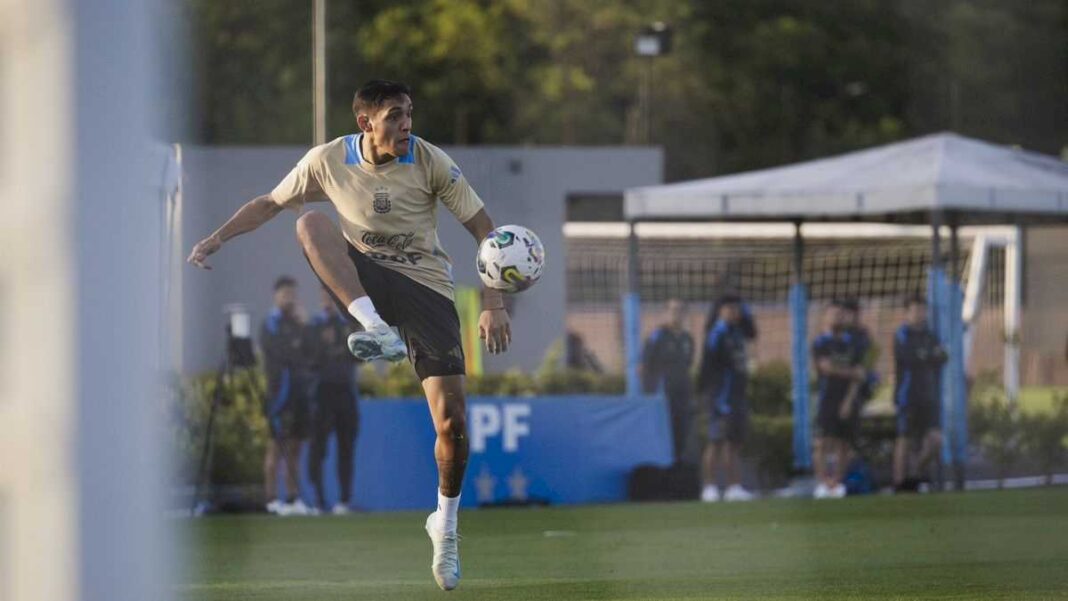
[425, 512, 461, 591]
[347, 326, 407, 362]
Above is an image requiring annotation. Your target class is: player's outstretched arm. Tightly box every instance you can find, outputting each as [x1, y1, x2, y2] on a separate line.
[187, 194, 284, 269]
[462, 209, 512, 354]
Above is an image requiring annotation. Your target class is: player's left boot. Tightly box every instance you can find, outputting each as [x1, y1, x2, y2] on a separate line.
[723, 484, 755, 502]
[347, 326, 407, 362]
[425, 512, 461, 591]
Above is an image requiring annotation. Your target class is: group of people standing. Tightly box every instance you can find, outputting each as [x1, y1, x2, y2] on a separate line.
[641, 294, 948, 501]
[641, 295, 758, 503]
[260, 276, 361, 516]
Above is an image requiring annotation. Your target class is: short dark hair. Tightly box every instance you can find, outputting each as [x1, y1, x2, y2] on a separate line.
[352, 80, 411, 117]
[717, 293, 742, 307]
[905, 293, 926, 308]
[274, 275, 297, 291]
[840, 298, 860, 313]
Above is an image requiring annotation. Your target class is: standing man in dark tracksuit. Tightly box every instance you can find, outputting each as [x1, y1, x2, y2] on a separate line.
[260, 275, 311, 516]
[308, 285, 361, 515]
[893, 295, 948, 490]
[645, 298, 696, 463]
[641, 298, 695, 463]
[697, 295, 755, 503]
[811, 301, 866, 499]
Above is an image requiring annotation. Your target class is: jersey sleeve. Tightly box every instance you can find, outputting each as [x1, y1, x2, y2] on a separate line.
[270, 147, 326, 209]
[424, 142, 484, 222]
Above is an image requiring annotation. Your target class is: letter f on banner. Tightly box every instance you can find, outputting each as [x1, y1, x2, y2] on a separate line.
[503, 404, 531, 452]
[470, 405, 501, 453]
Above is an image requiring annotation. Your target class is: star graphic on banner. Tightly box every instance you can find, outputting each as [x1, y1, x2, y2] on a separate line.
[508, 466, 529, 502]
[475, 464, 497, 504]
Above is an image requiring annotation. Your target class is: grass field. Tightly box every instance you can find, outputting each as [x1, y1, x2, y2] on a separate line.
[182, 488, 1068, 601]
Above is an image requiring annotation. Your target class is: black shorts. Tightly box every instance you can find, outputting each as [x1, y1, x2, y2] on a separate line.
[817, 395, 854, 440]
[345, 246, 465, 380]
[708, 402, 749, 444]
[897, 398, 940, 440]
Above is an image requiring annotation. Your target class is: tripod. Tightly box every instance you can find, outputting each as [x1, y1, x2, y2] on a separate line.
[190, 329, 257, 515]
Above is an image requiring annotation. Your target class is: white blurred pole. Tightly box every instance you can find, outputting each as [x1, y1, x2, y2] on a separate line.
[961, 234, 988, 368]
[0, 1, 77, 600]
[1003, 226, 1023, 405]
[313, 0, 326, 145]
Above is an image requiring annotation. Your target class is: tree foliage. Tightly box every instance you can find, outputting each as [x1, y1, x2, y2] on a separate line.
[187, 0, 1068, 180]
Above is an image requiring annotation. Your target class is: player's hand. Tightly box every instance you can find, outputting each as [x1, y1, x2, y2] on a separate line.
[479, 308, 511, 354]
[187, 233, 222, 270]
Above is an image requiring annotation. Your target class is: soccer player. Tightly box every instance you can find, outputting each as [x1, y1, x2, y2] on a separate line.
[307, 285, 360, 516]
[260, 276, 312, 516]
[641, 298, 695, 462]
[188, 80, 511, 591]
[696, 295, 755, 502]
[811, 301, 866, 499]
[893, 295, 947, 491]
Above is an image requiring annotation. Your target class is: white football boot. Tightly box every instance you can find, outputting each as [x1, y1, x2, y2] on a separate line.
[700, 485, 720, 503]
[813, 483, 830, 499]
[723, 484, 755, 502]
[265, 499, 284, 515]
[425, 513, 461, 591]
[331, 503, 350, 516]
[347, 326, 407, 362]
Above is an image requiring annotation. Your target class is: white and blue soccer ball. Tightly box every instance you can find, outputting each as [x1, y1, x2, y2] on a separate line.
[476, 225, 545, 293]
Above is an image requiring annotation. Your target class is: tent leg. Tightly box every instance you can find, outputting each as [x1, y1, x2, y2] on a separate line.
[623, 220, 642, 396]
[949, 222, 966, 490]
[1004, 227, 1022, 407]
[790, 221, 811, 472]
[928, 213, 950, 490]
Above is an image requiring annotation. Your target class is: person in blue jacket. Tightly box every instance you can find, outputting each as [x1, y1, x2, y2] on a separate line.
[893, 295, 947, 490]
[696, 295, 755, 503]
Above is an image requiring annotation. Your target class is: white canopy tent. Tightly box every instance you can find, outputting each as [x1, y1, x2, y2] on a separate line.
[621, 132, 1068, 487]
[625, 132, 1068, 225]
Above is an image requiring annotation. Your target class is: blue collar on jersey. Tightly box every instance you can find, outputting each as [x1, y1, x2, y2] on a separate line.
[345, 133, 417, 165]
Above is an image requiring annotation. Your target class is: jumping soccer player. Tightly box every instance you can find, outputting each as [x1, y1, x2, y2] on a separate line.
[187, 80, 511, 591]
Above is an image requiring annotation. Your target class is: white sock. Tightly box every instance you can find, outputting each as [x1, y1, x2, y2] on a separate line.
[436, 489, 460, 534]
[347, 296, 387, 330]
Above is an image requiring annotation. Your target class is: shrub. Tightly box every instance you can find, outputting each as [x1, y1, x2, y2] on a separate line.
[1021, 392, 1068, 485]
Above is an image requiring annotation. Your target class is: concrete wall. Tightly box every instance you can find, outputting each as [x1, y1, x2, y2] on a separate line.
[180, 144, 663, 374]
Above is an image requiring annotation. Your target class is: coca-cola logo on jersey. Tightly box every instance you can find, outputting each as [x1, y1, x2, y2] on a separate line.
[362, 231, 416, 251]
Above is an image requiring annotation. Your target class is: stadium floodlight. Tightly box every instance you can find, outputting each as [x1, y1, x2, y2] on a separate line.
[634, 22, 673, 57]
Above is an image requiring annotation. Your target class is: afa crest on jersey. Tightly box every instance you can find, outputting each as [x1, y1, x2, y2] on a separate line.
[373, 186, 391, 214]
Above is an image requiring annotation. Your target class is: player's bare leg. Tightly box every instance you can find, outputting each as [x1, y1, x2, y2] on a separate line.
[263, 441, 280, 513]
[296, 211, 406, 361]
[813, 437, 830, 497]
[296, 211, 367, 304]
[916, 429, 943, 482]
[422, 375, 467, 590]
[700, 441, 721, 502]
[893, 436, 909, 488]
[281, 437, 305, 513]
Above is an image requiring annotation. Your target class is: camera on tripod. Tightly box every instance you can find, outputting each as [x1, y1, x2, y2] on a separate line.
[191, 304, 261, 514]
[225, 304, 257, 369]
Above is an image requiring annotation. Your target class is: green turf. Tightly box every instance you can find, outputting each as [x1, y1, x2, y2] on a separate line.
[181, 488, 1068, 600]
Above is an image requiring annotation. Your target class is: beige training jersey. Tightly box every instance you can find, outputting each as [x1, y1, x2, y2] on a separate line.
[270, 134, 484, 300]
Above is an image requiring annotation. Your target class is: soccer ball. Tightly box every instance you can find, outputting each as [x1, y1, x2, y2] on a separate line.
[476, 225, 545, 293]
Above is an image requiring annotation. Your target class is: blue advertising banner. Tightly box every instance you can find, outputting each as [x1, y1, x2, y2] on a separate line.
[300, 395, 673, 511]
